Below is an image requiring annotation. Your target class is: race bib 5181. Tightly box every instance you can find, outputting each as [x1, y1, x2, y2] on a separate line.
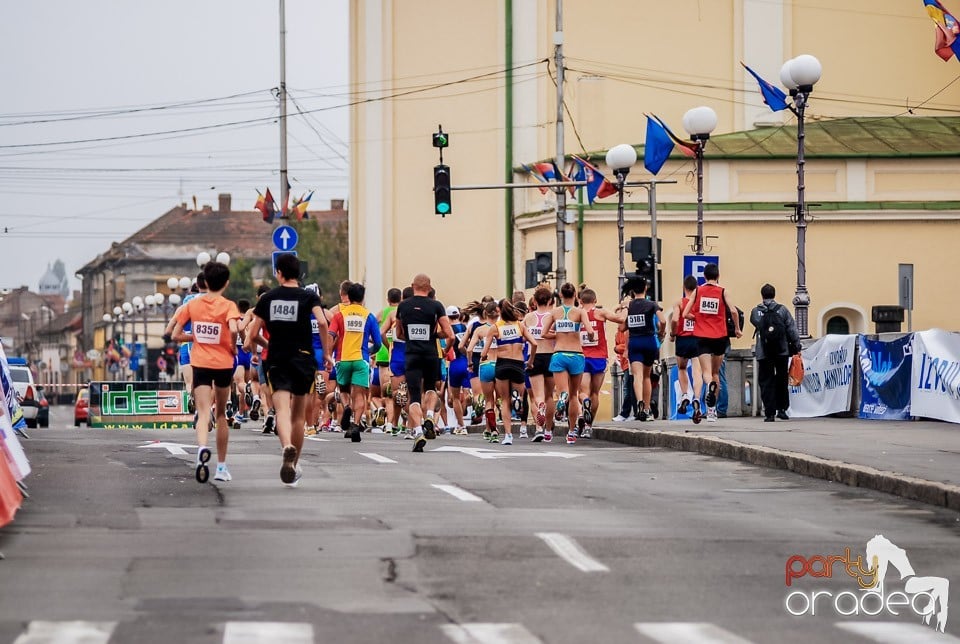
[194, 322, 222, 345]
[271, 300, 299, 322]
[700, 297, 720, 315]
[683, 318, 696, 332]
[628, 314, 646, 328]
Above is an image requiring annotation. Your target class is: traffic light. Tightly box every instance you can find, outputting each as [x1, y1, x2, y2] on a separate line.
[434, 164, 451, 216]
[535, 251, 553, 274]
[432, 131, 450, 148]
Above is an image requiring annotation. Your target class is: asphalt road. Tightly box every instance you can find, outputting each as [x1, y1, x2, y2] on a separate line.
[1, 406, 958, 644]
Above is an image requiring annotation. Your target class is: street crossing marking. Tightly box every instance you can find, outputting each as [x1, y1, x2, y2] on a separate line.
[431, 446, 582, 460]
[441, 622, 543, 644]
[835, 622, 959, 643]
[431, 483, 484, 503]
[535, 532, 609, 573]
[223, 621, 314, 644]
[634, 622, 753, 643]
[305, 436, 330, 442]
[138, 441, 195, 455]
[13, 621, 116, 644]
[358, 452, 397, 464]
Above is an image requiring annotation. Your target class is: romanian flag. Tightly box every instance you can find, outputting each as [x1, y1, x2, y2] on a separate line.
[740, 62, 790, 112]
[294, 191, 313, 221]
[255, 189, 275, 223]
[571, 155, 618, 204]
[522, 164, 551, 194]
[924, 0, 960, 62]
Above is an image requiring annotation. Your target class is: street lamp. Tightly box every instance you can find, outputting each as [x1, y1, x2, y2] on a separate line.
[780, 54, 822, 339]
[682, 106, 718, 256]
[605, 143, 637, 296]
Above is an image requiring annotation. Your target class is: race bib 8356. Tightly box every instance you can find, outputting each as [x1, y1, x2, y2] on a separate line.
[194, 322, 222, 345]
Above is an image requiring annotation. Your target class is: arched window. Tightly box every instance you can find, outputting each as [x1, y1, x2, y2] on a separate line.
[826, 315, 849, 335]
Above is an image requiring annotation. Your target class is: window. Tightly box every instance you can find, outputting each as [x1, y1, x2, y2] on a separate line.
[826, 315, 849, 335]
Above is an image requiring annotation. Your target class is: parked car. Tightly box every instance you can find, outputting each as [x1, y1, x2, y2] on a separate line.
[36, 387, 49, 428]
[74, 389, 90, 427]
[7, 357, 39, 428]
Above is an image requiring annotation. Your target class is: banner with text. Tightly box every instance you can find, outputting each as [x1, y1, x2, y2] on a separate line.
[89, 381, 192, 429]
[910, 329, 960, 424]
[858, 334, 913, 420]
[0, 345, 30, 480]
[788, 334, 856, 418]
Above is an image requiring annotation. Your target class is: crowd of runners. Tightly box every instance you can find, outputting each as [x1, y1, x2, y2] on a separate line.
[165, 253, 741, 487]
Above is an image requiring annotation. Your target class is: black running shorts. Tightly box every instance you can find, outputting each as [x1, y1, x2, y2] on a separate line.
[193, 367, 234, 389]
[526, 352, 554, 378]
[675, 336, 700, 359]
[495, 358, 526, 384]
[267, 351, 317, 395]
[697, 336, 730, 357]
[405, 351, 440, 405]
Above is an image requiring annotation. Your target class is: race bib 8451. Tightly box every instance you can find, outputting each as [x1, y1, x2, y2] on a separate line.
[699, 297, 720, 315]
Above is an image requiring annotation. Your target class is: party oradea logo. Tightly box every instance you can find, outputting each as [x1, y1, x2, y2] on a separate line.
[784, 535, 949, 633]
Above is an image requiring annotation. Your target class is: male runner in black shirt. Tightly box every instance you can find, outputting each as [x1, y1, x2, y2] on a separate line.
[396, 273, 454, 452]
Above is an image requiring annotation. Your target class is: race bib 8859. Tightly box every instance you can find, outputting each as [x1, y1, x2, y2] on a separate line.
[270, 300, 299, 322]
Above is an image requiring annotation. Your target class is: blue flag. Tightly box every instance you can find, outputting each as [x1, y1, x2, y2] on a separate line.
[741, 62, 789, 112]
[644, 115, 675, 175]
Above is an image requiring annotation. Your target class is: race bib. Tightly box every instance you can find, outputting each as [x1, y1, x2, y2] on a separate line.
[683, 318, 696, 332]
[529, 326, 543, 339]
[271, 300, 299, 322]
[555, 319, 576, 333]
[310, 318, 320, 334]
[500, 325, 521, 341]
[581, 330, 599, 347]
[407, 324, 430, 341]
[700, 297, 720, 315]
[194, 322, 222, 345]
[386, 329, 394, 341]
[345, 314, 365, 333]
[455, 331, 466, 343]
[627, 314, 646, 328]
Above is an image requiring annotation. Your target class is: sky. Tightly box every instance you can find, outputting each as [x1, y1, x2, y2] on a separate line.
[0, 1, 349, 295]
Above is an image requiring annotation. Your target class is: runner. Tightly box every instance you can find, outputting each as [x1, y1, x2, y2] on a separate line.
[303, 284, 331, 434]
[163, 272, 206, 414]
[328, 282, 382, 442]
[244, 253, 331, 486]
[445, 305, 470, 434]
[523, 286, 556, 442]
[481, 299, 538, 446]
[620, 277, 664, 421]
[373, 288, 400, 428]
[578, 287, 625, 438]
[465, 301, 500, 441]
[230, 298, 253, 427]
[682, 262, 742, 423]
[170, 262, 241, 484]
[668, 276, 704, 421]
[542, 282, 594, 444]
[381, 286, 413, 435]
[395, 274, 454, 452]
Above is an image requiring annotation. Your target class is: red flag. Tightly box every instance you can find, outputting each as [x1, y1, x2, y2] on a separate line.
[596, 179, 619, 199]
[262, 188, 277, 224]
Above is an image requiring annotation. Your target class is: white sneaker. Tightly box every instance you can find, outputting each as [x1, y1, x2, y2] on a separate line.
[519, 428, 529, 439]
[285, 464, 303, 488]
[612, 415, 627, 422]
[371, 427, 384, 434]
[213, 464, 232, 482]
[706, 407, 718, 423]
[501, 434, 513, 446]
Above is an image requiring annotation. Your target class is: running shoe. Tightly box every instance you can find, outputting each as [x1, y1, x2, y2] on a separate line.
[187, 395, 196, 414]
[280, 446, 298, 484]
[394, 382, 409, 408]
[195, 447, 211, 483]
[692, 399, 703, 425]
[554, 394, 567, 422]
[482, 430, 492, 441]
[501, 433, 513, 446]
[244, 383, 254, 408]
[316, 373, 327, 396]
[705, 382, 718, 408]
[225, 400, 235, 422]
[285, 464, 303, 488]
[488, 431, 500, 444]
[213, 464, 232, 482]
[543, 431, 553, 443]
[638, 409, 649, 422]
[678, 396, 690, 416]
[232, 420, 241, 430]
[577, 415, 586, 434]
[412, 434, 427, 452]
[581, 426, 592, 440]
[519, 427, 529, 440]
[582, 398, 593, 426]
[535, 402, 546, 428]
[249, 398, 261, 422]
[454, 427, 469, 436]
[374, 407, 387, 427]
[643, 409, 654, 422]
[532, 430, 544, 442]
[305, 426, 319, 436]
[340, 406, 353, 432]
[423, 417, 437, 440]
[706, 407, 718, 423]
[612, 415, 627, 422]
[565, 431, 577, 445]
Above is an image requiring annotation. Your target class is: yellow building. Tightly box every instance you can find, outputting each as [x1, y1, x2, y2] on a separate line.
[349, 1, 960, 341]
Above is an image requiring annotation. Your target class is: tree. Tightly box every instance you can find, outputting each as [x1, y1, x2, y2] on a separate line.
[225, 256, 260, 306]
[291, 217, 348, 304]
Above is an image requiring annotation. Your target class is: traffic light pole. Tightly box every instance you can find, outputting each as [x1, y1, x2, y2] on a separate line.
[554, 0, 566, 292]
[622, 180, 676, 302]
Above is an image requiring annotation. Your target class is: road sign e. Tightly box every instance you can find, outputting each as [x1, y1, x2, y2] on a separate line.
[272, 225, 298, 251]
[272, 250, 298, 275]
[683, 254, 720, 287]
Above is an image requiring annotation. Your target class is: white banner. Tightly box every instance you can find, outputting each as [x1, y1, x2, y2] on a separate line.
[0, 346, 31, 480]
[788, 334, 856, 418]
[910, 329, 960, 424]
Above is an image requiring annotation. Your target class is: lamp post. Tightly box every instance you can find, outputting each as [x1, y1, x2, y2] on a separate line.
[780, 54, 821, 339]
[197, 251, 231, 268]
[682, 106, 718, 256]
[605, 144, 638, 296]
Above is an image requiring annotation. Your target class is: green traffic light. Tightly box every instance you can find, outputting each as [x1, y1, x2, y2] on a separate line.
[437, 202, 450, 214]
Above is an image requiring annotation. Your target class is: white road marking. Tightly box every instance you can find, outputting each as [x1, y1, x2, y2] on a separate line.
[14, 621, 116, 644]
[358, 452, 397, 464]
[441, 622, 543, 644]
[535, 532, 609, 573]
[137, 441, 195, 455]
[305, 436, 329, 442]
[634, 623, 754, 643]
[223, 621, 314, 644]
[835, 622, 958, 643]
[431, 483, 484, 502]
[431, 446, 581, 460]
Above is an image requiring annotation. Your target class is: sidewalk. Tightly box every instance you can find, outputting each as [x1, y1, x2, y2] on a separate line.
[594, 416, 960, 511]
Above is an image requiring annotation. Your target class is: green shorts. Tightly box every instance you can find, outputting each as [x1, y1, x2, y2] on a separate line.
[336, 359, 371, 389]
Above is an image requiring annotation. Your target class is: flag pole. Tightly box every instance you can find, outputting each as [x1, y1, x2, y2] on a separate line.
[279, 0, 289, 219]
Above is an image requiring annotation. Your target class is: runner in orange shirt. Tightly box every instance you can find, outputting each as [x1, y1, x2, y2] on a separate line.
[172, 261, 241, 484]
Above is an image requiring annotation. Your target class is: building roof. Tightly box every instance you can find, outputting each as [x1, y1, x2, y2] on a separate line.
[565, 116, 960, 166]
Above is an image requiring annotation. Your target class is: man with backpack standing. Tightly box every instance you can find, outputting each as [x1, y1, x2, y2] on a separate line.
[749, 284, 801, 422]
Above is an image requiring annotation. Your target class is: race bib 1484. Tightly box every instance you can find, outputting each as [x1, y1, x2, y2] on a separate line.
[271, 300, 299, 322]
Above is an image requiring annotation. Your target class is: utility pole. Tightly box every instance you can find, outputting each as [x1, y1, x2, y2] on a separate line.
[553, 0, 566, 291]
[278, 0, 289, 218]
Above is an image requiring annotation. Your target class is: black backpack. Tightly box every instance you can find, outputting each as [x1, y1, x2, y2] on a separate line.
[758, 304, 787, 355]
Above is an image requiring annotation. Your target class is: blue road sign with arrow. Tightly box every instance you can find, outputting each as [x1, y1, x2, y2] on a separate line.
[272, 225, 298, 251]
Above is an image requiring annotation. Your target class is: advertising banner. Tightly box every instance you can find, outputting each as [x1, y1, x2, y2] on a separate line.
[910, 329, 960, 424]
[667, 363, 698, 421]
[89, 381, 193, 429]
[788, 335, 856, 418]
[0, 346, 31, 480]
[858, 334, 913, 420]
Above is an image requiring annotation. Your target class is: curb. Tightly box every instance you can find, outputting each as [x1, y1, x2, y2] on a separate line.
[594, 425, 960, 512]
